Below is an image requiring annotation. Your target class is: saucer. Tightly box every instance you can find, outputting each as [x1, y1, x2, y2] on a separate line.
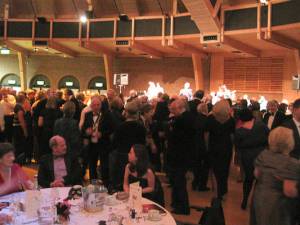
[105, 199, 119, 206]
[148, 216, 162, 221]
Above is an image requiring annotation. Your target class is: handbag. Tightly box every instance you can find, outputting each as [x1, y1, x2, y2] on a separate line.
[199, 198, 226, 225]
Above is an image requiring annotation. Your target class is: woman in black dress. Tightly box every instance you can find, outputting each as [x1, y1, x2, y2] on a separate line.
[12, 94, 28, 158]
[205, 99, 235, 199]
[123, 144, 164, 207]
[235, 108, 269, 209]
[38, 96, 62, 157]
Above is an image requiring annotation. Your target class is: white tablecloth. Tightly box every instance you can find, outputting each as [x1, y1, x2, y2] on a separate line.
[0, 187, 176, 225]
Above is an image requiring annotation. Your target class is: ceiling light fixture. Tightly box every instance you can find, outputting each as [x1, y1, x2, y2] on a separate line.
[0, 46, 10, 55]
[259, 0, 269, 5]
[80, 15, 87, 23]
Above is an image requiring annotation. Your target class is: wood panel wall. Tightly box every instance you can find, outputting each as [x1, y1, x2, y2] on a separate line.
[224, 57, 284, 93]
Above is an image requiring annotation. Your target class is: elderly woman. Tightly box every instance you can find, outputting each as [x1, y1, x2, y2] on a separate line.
[0, 143, 33, 196]
[111, 100, 146, 190]
[250, 127, 300, 225]
[205, 99, 235, 199]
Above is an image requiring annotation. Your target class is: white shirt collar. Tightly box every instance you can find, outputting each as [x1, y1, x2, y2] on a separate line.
[293, 117, 300, 127]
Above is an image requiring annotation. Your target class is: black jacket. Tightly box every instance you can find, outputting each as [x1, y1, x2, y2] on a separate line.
[263, 111, 286, 130]
[38, 154, 82, 188]
[81, 110, 116, 147]
[188, 98, 201, 117]
[282, 119, 300, 159]
[167, 111, 196, 168]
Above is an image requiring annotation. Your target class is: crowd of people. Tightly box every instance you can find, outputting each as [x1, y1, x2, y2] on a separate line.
[0, 86, 300, 224]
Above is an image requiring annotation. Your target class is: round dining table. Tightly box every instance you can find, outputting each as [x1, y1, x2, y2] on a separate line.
[0, 187, 177, 225]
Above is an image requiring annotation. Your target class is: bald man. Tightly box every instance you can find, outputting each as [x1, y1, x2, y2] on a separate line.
[167, 99, 196, 215]
[38, 135, 82, 188]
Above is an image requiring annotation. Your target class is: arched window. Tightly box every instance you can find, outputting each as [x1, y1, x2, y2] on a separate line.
[88, 76, 107, 90]
[29, 74, 51, 89]
[0, 73, 20, 87]
[58, 75, 80, 90]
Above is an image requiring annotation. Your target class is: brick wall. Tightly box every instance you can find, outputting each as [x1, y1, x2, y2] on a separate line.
[0, 55, 197, 96]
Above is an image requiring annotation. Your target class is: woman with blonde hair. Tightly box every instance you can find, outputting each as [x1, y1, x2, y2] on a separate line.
[250, 127, 300, 225]
[205, 99, 235, 199]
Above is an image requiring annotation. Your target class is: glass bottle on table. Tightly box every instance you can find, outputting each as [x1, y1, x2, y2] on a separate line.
[33, 174, 39, 190]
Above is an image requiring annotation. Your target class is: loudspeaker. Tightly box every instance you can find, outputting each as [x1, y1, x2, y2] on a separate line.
[37, 17, 47, 24]
[119, 14, 129, 21]
[292, 75, 300, 90]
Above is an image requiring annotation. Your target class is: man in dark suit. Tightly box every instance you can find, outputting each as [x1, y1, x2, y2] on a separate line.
[282, 98, 300, 159]
[153, 94, 170, 172]
[38, 135, 82, 188]
[188, 90, 204, 117]
[167, 99, 196, 215]
[82, 96, 116, 184]
[263, 100, 286, 130]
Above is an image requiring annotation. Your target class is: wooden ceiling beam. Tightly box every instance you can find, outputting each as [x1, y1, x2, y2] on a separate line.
[1, 40, 30, 55]
[223, 36, 260, 57]
[213, 0, 222, 18]
[48, 41, 77, 57]
[263, 32, 300, 50]
[181, 0, 220, 33]
[167, 40, 207, 58]
[120, 0, 140, 17]
[80, 41, 115, 56]
[222, 0, 289, 11]
[131, 41, 164, 59]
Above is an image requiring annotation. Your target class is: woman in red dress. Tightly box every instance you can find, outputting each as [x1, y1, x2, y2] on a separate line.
[0, 143, 33, 196]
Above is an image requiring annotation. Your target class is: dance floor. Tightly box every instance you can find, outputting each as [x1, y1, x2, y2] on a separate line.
[23, 165, 249, 225]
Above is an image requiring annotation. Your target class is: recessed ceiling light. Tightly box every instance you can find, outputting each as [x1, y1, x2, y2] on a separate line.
[80, 15, 87, 23]
[0, 47, 10, 55]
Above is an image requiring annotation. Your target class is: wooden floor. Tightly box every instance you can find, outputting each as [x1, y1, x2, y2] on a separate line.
[162, 171, 249, 225]
[23, 165, 249, 225]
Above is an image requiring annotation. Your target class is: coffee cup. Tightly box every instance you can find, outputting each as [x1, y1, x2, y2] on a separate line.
[148, 209, 161, 221]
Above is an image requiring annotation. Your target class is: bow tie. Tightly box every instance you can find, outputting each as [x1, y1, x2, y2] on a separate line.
[270, 113, 275, 116]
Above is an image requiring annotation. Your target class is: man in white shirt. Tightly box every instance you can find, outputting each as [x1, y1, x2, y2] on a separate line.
[263, 100, 286, 130]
